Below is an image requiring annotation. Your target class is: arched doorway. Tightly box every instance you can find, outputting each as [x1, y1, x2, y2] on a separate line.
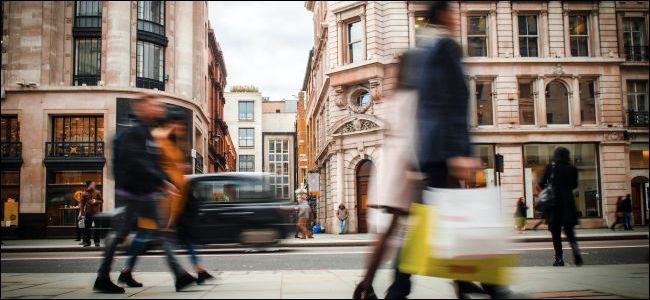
[631, 176, 649, 225]
[356, 160, 374, 233]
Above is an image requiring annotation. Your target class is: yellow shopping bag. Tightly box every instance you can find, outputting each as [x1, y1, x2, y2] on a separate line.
[399, 203, 518, 285]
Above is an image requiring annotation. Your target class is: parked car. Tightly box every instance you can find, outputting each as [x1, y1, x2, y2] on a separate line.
[94, 172, 296, 246]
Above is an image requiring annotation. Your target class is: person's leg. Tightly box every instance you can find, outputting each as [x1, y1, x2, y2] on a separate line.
[563, 226, 583, 266]
[385, 249, 412, 299]
[124, 228, 152, 271]
[549, 226, 564, 266]
[83, 216, 92, 246]
[91, 215, 100, 246]
[625, 213, 633, 230]
[97, 200, 138, 279]
[611, 217, 620, 230]
[480, 283, 512, 299]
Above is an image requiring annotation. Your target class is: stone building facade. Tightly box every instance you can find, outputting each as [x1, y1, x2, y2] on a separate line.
[223, 89, 264, 173]
[0, 1, 216, 237]
[262, 99, 297, 201]
[303, 1, 649, 233]
[207, 24, 236, 173]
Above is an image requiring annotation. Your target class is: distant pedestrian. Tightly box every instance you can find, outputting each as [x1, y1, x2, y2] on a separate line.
[337, 204, 349, 234]
[610, 196, 625, 231]
[538, 147, 583, 267]
[297, 198, 313, 239]
[80, 180, 103, 247]
[514, 197, 528, 233]
[622, 194, 633, 230]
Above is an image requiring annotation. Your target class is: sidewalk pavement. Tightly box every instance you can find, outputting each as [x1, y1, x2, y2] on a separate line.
[1, 227, 647, 253]
[1, 264, 648, 299]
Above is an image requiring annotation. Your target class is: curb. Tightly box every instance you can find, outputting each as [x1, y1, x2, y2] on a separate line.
[1, 233, 647, 253]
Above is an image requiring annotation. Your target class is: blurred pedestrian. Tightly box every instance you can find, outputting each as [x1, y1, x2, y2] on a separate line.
[610, 196, 625, 231]
[539, 147, 583, 267]
[337, 204, 349, 234]
[514, 197, 528, 233]
[93, 94, 193, 294]
[622, 194, 633, 231]
[117, 106, 199, 291]
[80, 180, 103, 247]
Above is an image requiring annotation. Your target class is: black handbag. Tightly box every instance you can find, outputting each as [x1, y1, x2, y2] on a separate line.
[535, 163, 556, 213]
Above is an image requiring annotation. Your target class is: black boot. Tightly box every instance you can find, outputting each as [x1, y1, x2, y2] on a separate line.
[118, 270, 143, 287]
[175, 272, 196, 292]
[571, 243, 584, 267]
[93, 277, 126, 294]
[353, 281, 378, 299]
[196, 270, 215, 285]
[553, 255, 565, 267]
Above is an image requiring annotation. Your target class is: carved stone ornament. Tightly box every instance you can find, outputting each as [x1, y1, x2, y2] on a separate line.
[552, 63, 565, 75]
[336, 119, 379, 134]
[604, 132, 624, 142]
[369, 79, 382, 101]
[348, 88, 373, 114]
[332, 86, 346, 107]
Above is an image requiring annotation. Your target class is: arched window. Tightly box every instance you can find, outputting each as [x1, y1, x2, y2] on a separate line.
[546, 81, 570, 124]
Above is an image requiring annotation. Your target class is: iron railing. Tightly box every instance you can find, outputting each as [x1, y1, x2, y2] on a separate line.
[195, 152, 204, 174]
[137, 19, 165, 37]
[625, 46, 649, 62]
[74, 16, 101, 28]
[136, 77, 165, 91]
[45, 141, 105, 158]
[628, 110, 649, 127]
[0, 142, 22, 159]
[73, 75, 100, 86]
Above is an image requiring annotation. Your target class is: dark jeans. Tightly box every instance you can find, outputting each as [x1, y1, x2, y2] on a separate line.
[83, 214, 100, 245]
[97, 191, 159, 279]
[549, 225, 578, 257]
[124, 228, 185, 277]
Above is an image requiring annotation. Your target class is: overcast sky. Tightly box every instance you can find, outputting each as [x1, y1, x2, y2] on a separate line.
[208, 1, 313, 100]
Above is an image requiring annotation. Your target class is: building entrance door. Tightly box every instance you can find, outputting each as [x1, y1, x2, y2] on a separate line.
[356, 160, 373, 233]
[631, 176, 649, 225]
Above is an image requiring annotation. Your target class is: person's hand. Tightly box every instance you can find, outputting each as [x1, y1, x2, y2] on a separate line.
[165, 182, 180, 197]
[447, 156, 482, 182]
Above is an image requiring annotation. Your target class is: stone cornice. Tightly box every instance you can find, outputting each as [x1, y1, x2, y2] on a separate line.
[463, 57, 625, 64]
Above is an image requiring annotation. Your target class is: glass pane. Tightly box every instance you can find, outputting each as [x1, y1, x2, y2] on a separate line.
[519, 80, 535, 125]
[629, 143, 649, 169]
[348, 21, 361, 43]
[350, 42, 362, 63]
[570, 16, 588, 35]
[579, 80, 596, 124]
[546, 81, 570, 124]
[470, 145, 495, 188]
[518, 16, 527, 35]
[468, 37, 487, 57]
[527, 15, 537, 35]
[476, 81, 493, 126]
[356, 92, 371, 107]
[468, 16, 487, 35]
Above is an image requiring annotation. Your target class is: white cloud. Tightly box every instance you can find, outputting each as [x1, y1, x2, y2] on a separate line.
[208, 1, 313, 100]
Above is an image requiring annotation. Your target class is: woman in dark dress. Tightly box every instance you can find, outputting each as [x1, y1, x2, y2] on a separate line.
[538, 147, 583, 267]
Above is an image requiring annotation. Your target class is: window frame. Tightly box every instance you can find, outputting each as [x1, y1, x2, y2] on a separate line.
[343, 18, 363, 64]
[136, 40, 165, 90]
[73, 37, 101, 86]
[518, 15, 539, 57]
[518, 78, 537, 126]
[238, 128, 255, 148]
[578, 78, 598, 125]
[238, 155, 255, 172]
[238, 101, 255, 121]
[474, 78, 495, 126]
[467, 14, 489, 57]
[569, 14, 591, 57]
[545, 80, 572, 125]
[627, 80, 649, 113]
[622, 17, 648, 62]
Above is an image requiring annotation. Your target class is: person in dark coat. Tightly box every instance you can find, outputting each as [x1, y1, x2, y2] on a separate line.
[621, 194, 634, 230]
[610, 196, 625, 231]
[538, 147, 583, 267]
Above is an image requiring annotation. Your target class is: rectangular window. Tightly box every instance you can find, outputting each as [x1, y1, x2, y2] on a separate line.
[74, 1, 102, 28]
[524, 143, 600, 218]
[268, 139, 290, 199]
[569, 15, 590, 57]
[629, 143, 649, 169]
[627, 80, 649, 127]
[49, 116, 104, 158]
[238, 101, 254, 121]
[0, 116, 20, 159]
[579, 79, 596, 124]
[518, 15, 538, 57]
[238, 155, 255, 172]
[238, 128, 254, 147]
[136, 40, 165, 90]
[518, 79, 536, 125]
[475, 80, 494, 126]
[467, 15, 488, 57]
[346, 20, 362, 64]
[73, 38, 101, 86]
[137, 1, 165, 36]
[623, 18, 647, 62]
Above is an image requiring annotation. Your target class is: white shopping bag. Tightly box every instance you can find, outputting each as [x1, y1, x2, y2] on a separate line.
[423, 186, 512, 259]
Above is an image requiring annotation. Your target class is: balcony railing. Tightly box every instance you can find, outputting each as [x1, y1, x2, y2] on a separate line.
[137, 19, 165, 37]
[73, 75, 100, 86]
[136, 77, 165, 91]
[1, 142, 22, 159]
[45, 141, 105, 158]
[74, 16, 101, 29]
[625, 46, 649, 62]
[195, 152, 204, 174]
[629, 110, 649, 127]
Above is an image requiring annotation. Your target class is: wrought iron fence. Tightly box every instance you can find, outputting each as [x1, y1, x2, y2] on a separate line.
[625, 46, 649, 62]
[628, 110, 649, 127]
[0, 142, 22, 159]
[136, 77, 165, 91]
[45, 141, 105, 158]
